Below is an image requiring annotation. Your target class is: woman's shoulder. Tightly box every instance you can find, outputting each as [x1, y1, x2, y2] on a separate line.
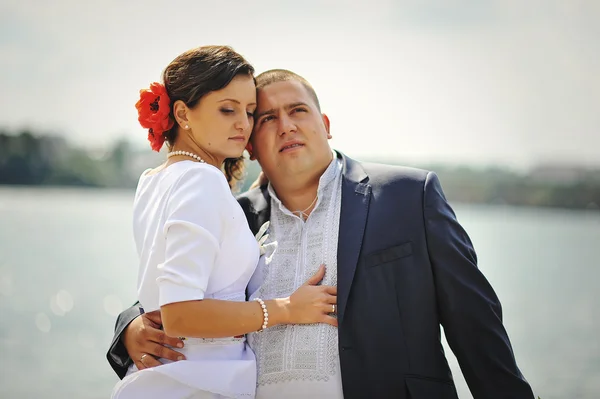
[135, 161, 232, 212]
[160, 161, 234, 215]
[138, 161, 227, 188]
[170, 161, 230, 193]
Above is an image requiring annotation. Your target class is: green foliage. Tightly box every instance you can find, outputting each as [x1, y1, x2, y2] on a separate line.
[1, 130, 598, 211]
[0, 130, 139, 188]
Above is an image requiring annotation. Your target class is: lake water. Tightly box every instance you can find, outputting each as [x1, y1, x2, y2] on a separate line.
[0, 186, 599, 399]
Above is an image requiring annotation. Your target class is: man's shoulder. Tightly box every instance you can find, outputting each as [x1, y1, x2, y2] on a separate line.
[235, 186, 269, 211]
[235, 186, 271, 235]
[354, 159, 432, 186]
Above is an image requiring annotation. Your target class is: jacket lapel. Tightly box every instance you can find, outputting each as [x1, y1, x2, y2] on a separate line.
[337, 153, 371, 325]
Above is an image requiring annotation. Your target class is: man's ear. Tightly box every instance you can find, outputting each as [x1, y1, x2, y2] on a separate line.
[246, 141, 256, 161]
[322, 113, 332, 139]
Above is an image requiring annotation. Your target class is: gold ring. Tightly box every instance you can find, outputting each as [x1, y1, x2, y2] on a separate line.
[332, 304, 336, 313]
[140, 354, 148, 363]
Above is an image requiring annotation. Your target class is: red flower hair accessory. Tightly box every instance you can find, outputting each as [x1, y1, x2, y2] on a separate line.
[135, 82, 174, 152]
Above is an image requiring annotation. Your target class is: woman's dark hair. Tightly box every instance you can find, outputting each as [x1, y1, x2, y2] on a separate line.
[161, 45, 255, 189]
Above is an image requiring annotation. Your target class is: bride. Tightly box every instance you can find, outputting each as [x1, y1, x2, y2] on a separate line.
[111, 45, 337, 399]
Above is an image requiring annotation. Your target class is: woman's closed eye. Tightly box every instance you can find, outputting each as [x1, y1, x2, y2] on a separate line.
[220, 108, 254, 119]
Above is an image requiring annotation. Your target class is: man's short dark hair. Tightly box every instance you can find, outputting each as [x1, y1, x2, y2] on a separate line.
[255, 69, 322, 112]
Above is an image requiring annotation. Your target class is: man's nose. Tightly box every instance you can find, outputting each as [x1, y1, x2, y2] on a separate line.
[277, 113, 297, 136]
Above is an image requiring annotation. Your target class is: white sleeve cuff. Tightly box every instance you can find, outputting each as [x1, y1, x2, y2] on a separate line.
[158, 281, 205, 307]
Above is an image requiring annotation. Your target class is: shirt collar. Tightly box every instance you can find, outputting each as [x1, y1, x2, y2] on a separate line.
[268, 150, 341, 214]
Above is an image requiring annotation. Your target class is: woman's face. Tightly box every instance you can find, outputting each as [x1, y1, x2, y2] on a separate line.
[182, 74, 256, 161]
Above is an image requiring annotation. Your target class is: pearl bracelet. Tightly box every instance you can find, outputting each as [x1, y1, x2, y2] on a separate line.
[254, 298, 269, 332]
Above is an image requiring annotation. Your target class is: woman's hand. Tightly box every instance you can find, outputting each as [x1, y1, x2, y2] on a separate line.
[285, 264, 338, 327]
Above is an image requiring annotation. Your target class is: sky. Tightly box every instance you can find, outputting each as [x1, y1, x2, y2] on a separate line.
[1, 0, 599, 169]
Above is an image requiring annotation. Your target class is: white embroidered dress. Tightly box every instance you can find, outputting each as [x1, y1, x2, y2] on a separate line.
[112, 161, 259, 399]
[247, 154, 345, 399]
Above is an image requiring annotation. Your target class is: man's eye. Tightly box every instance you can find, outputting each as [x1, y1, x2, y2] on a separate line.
[293, 107, 307, 113]
[261, 115, 275, 124]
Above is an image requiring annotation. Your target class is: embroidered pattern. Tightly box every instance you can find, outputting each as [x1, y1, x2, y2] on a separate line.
[248, 158, 342, 387]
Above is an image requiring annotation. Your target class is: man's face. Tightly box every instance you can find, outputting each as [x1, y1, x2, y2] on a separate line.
[247, 80, 332, 182]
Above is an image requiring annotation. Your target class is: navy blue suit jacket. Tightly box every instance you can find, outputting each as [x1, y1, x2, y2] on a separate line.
[238, 152, 533, 398]
[107, 152, 534, 398]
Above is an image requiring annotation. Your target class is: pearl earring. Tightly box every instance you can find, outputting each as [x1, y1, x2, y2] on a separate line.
[184, 125, 189, 129]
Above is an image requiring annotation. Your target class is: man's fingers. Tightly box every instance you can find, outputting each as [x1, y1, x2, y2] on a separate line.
[144, 310, 162, 326]
[133, 360, 146, 371]
[139, 321, 164, 341]
[139, 353, 162, 368]
[305, 264, 326, 286]
[148, 342, 186, 362]
[147, 326, 184, 349]
[162, 334, 185, 349]
[324, 294, 337, 305]
[133, 344, 184, 371]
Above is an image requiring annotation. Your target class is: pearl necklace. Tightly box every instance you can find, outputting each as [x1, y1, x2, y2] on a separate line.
[167, 150, 206, 163]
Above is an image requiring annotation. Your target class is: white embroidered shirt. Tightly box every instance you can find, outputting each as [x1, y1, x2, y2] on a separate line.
[248, 153, 344, 399]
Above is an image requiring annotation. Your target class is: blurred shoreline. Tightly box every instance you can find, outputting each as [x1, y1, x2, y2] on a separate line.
[1, 130, 598, 211]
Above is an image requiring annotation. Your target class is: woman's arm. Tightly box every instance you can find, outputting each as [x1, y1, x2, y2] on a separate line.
[162, 264, 337, 338]
[158, 167, 337, 338]
[161, 298, 279, 339]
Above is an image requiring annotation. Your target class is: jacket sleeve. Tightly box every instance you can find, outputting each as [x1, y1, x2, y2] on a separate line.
[423, 171, 534, 399]
[106, 302, 141, 379]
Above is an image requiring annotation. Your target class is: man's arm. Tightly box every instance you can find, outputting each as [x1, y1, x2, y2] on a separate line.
[106, 303, 142, 378]
[106, 303, 185, 379]
[423, 172, 535, 399]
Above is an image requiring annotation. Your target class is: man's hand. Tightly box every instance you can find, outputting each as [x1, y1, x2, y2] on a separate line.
[123, 310, 186, 370]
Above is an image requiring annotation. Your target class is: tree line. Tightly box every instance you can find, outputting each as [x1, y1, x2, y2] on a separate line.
[1, 130, 598, 210]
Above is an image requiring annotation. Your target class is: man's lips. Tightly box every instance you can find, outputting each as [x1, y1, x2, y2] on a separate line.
[279, 142, 304, 152]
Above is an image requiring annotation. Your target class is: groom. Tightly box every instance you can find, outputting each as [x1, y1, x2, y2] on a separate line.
[108, 69, 535, 398]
